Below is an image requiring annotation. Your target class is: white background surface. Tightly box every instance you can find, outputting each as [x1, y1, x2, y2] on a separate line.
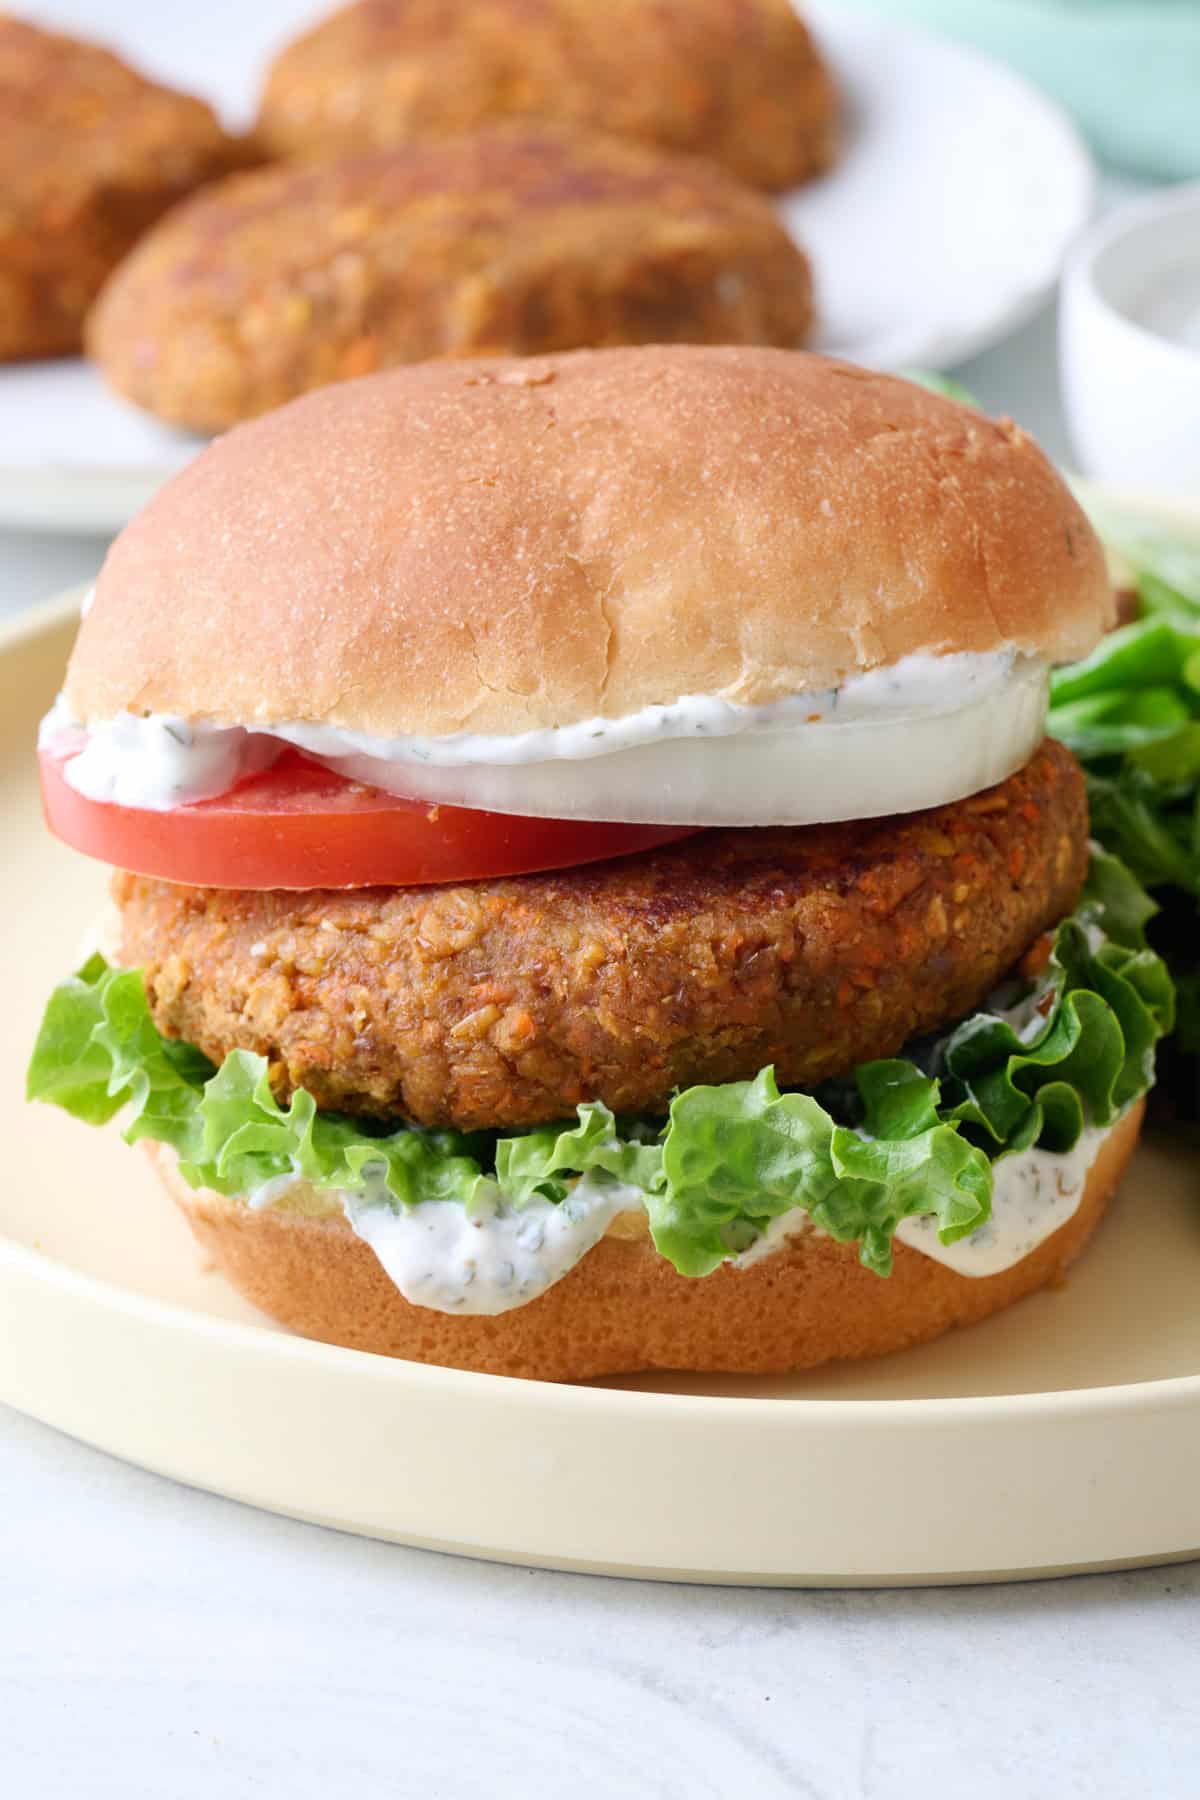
[6, 1400, 1200, 1798]
[1, 1, 1195, 1790]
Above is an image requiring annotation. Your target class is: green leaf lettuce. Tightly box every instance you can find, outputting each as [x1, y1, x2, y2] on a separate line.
[27, 857, 1170, 1281]
[1049, 501, 1200, 1081]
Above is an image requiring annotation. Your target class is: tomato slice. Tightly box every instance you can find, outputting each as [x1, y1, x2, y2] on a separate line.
[39, 746, 697, 889]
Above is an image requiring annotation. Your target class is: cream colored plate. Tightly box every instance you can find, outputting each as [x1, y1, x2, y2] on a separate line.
[4, 593, 1200, 1586]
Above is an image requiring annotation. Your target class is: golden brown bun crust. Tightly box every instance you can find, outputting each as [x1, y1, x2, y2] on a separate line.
[155, 1102, 1143, 1382]
[0, 16, 256, 361]
[68, 348, 1113, 738]
[87, 127, 814, 433]
[257, 0, 838, 192]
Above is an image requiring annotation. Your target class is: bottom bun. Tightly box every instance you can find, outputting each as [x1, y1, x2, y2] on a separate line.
[154, 1102, 1143, 1383]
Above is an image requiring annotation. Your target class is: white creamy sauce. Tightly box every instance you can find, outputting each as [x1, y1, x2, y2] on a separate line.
[247, 1123, 1118, 1314]
[1082, 918, 1109, 955]
[893, 1125, 1108, 1278]
[732, 1206, 821, 1270]
[340, 1169, 642, 1316]
[268, 650, 1019, 765]
[40, 696, 279, 812]
[41, 649, 1042, 827]
[990, 982, 1058, 1047]
[246, 1172, 300, 1212]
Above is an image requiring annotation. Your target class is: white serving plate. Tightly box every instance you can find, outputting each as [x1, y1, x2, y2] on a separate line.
[3, 579, 1200, 1586]
[0, 0, 1092, 533]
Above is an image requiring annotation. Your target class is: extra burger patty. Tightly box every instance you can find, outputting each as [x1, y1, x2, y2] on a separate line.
[0, 17, 253, 361]
[256, 0, 838, 193]
[114, 742, 1088, 1131]
[87, 126, 814, 433]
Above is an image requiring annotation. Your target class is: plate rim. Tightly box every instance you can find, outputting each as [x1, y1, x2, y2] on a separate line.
[6, 1224, 1200, 1428]
[802, 0, 1095, 371]
[0, 584, 88, 649]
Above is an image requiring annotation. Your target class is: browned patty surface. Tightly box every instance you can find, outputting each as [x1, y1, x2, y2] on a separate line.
[0, 16, 254, 360]
[114, 742, 1088, 1131]
[257, 0, 837, 191]
[88, 126, 814, 431]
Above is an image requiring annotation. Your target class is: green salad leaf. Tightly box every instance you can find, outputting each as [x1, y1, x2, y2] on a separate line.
[27, 956, 489, 1211]
[938, 851, 1173, 1153]
[647, 1061, 997, 1277]
[900, 369, 980, 408]
[27, 856, 1170, 1281]
[1076, 498, 1200, 616]
[875, 419, 1200, 1072]
[1049, 502, 1200, 1069]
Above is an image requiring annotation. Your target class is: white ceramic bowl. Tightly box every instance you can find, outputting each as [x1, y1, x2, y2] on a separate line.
[1061, 184, 1200, 493]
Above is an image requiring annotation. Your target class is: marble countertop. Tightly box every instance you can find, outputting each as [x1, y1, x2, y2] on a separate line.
[5, 219, 1198, 1797]
[6, 1399, 1200, 1798]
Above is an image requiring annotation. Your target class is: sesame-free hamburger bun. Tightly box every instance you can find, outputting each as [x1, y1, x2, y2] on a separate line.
[156, 1105, 1143, 1380]
[35, 346, 1156, 1387]
[65, 346, 1111, 740]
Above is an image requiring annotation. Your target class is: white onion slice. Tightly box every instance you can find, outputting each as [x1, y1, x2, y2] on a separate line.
[305, 660, 1050, 825]
[51, 655, 1050, 826]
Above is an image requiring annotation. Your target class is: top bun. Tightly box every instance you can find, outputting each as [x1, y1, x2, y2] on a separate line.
[67, 347, 1112, 739]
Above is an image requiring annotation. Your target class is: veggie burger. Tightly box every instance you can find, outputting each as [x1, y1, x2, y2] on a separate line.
[29, 347, 1173, 1380]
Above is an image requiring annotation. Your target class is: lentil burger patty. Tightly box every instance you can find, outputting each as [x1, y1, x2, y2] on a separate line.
[114, 741, 1087, 1131]
[0, 16, 253, 360]
[87, 126, 814, 433]
[257, 0, 837, 192]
